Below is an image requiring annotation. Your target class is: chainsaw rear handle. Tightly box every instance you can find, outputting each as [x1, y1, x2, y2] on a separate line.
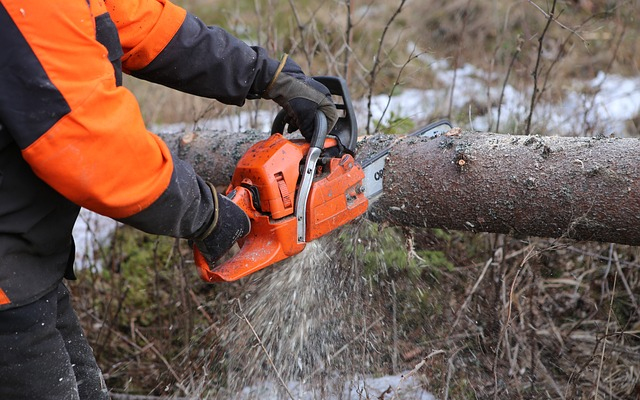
[194, 186, 302, 282]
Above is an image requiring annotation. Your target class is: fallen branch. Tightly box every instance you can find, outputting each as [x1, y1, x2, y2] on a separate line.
[391, 349, 445, 400]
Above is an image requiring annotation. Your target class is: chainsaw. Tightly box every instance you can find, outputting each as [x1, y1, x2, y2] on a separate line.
[195, 76, 451, 282]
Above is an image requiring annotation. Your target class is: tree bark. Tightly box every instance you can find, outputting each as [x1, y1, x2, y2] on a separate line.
[157, 129, 640, 246]
[157, 129, 265, 188]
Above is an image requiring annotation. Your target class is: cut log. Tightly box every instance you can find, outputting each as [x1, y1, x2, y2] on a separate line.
[157, 129, 640, 246]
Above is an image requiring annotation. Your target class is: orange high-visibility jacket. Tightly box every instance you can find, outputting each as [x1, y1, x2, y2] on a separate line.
[0, 0, 280, 309]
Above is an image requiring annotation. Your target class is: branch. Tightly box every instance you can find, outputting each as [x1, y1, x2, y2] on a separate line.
[365, 0, 407, 135]
[525, 0, 557, 136]
[374, 46, 424, 134]
[526, 0, 587, 42]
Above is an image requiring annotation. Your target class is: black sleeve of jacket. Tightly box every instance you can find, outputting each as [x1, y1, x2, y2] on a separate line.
[118, 157, 214, 239]
[130, 13, 279, 106]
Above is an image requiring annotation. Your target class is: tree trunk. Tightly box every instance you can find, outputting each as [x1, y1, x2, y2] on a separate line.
[157, 129, 640, 246]
[157, 129, 265, 188]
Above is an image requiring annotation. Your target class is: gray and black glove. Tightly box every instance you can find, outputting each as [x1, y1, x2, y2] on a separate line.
[262, 55, 338, 141]
[192, 184, 250, 264]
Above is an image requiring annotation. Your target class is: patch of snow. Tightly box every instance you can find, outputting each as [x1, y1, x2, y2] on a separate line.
[234, 374, 435, 400]
[153, 109, 277, 136]
[152, 62, 639, 138]
[72, 208, 118, 269]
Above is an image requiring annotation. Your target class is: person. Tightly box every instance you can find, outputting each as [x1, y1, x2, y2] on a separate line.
[0, 0, 338, 398]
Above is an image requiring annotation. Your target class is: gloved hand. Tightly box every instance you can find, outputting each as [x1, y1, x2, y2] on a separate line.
[262, 55, 338, 141]
[192, 184, 250, 264]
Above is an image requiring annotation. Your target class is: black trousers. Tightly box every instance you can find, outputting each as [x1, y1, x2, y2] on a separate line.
[0, 281, 109, 400]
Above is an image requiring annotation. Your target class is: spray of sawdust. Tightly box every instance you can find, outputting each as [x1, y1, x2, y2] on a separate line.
[217, 221, 372, 399]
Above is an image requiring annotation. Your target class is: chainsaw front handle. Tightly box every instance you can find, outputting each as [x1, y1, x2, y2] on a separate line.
[271, 109, 328, 148]
[295, 111, 325, 242]
[270, 75, 357, 151]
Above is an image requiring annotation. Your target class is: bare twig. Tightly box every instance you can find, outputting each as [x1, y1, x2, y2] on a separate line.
[526, 0, 586, 42]
[578, 23, 627, 136]
[235, 299, 296, 400]
[613, 250, 639, 325]
[535, 357, 565, 399]
[451, 257, 494, 331]
[374, 46, 424, 134]
[443, 347, 463, 400]
[134, 328, 190, 396]
[528, 264, 538, 398]
[447, 0, 472, 121]
[287, 0, 310, 69]
[595, 268, 618, 398]
[494, 245, 537, 400]
[391, 350, 445, 400]
[392, 280, 398, 374]
[563, 245, 640, 270]
[365, 0, 407, 135]
[96, 285, 129, 363]
[309, 316, 385, 378]
[342, 0, 354, 80]
[525, 0, 557, 136]
[496, 36, 522, 133]
[188, 289, 215, 326]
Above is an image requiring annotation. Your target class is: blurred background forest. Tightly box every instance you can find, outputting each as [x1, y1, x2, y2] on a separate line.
[70, 0, 640, 399]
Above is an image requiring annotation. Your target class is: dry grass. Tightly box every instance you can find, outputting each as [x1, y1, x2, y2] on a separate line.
[430, 236, 640, 399]
[71, 224, 640, 399]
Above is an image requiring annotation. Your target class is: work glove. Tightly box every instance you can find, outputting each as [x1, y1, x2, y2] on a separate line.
[192, 184, 251, 264]
[262, 55, 338, 141]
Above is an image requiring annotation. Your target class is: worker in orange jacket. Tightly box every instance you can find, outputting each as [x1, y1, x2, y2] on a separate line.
[0, 0, 337, 398]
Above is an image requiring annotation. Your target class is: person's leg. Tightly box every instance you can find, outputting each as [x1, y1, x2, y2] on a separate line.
[0, 284, 80, 400]
[55, 282, 109, 400]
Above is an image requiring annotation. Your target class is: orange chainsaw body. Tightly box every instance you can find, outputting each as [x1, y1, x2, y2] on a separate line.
[196, 133, 368, 282]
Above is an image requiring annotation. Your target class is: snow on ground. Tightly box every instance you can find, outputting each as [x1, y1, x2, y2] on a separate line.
[153, 62, 639, 139]
[73, 208, 118, 270]
[154, 108, 278, 136]
[234, 374, 435, 400]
